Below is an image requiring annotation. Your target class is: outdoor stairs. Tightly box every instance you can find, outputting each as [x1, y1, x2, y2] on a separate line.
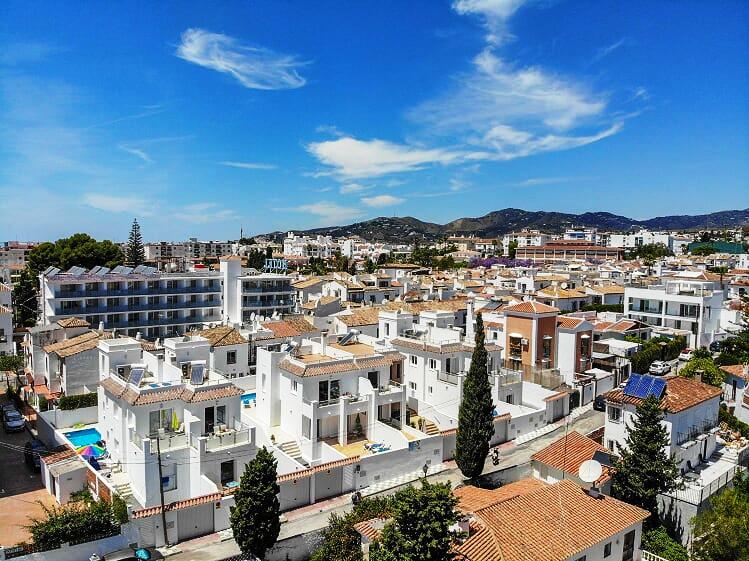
[278, 441, 309, 467]
[113, 481, 135, 503]
[420, 419, 439, 436]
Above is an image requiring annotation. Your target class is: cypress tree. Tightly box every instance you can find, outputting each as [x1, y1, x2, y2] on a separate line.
[455, 313, 494, 480]
[611, 395, 680, 522]
[230, 447, 281, 559]
[126, 218, 145, 266]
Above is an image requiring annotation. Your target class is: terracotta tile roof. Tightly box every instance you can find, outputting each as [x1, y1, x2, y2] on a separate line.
[0, 305, 11, 314]
[0, 283, 12, 292]
[56, 317, 91, 328]
[292, 277, 325, 289]
[100, 376, 243, 405]
[132, 492, 223, 519]
[279, 352, 402, 378]
[543, 390, 569, 402]
[43, 330, 112, 358]
[353, 518, 387, 541]
[457, 479, 649, 561]
[454, 520, 503, 561]
[277, 469, 313, 483]
[720, 364, 749, 382]
[190, 326, 248, 347]
[503, 300, 559, 315]
[40, 445, 76, 465]
[391, 337, 501, 355]
[587, 285, 625, 294]
[536, 287, 587, 299]
[312, 456, 360, 472]
[337, 307, 381, 327]
[556, 316, 585, 329]
[455, 478, 547, 513]
[263, 317, 319, 338]
[382, 299, 468, 315]
[603, 375, 722, 413]
[531, 431, 612, 484]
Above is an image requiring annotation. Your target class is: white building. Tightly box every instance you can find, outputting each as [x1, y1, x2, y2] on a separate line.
[40, 265, 223, 339]
[608, 230, 673, 251]
[283, 232, 337, 259]
[0, 283, 13, 355]
[624, 272, 726, 347]
[220, 256, 294, 324]
[501, 229, 552, 255]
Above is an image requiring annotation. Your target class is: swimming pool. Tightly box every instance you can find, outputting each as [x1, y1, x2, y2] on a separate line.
[64, 427, 103, 448]
[241, 393, 256, 406]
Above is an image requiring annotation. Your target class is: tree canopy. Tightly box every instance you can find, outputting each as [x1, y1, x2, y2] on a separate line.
[455, 313, 494, 480]
[27, 233, 124, 274]
[611, 395, 680, 522]
[369, 480, 459, 561]
[230, 447, 280, 559]
[126, 219, 145, 266]
[679, 348, 724, 387]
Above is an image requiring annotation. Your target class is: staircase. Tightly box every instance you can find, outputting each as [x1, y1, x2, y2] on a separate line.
[278, 441, 309, 467]
[420, 419, 439, 436]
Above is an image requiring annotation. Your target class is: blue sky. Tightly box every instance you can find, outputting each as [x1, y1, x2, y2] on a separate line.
[1, 0, 747, 242]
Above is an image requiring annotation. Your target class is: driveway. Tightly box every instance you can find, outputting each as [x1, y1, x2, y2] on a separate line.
[0, 392, 56, 547]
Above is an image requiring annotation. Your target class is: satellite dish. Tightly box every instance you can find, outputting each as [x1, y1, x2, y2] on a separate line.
[578, 460, 603, 484]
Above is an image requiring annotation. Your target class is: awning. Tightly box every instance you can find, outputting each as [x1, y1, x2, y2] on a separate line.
[508, 332, 523, 338]
[581, 334, 591, 339]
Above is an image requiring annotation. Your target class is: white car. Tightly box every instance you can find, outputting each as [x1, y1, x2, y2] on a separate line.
[649, 361, 672, 375]
[678, 348, 694, 362]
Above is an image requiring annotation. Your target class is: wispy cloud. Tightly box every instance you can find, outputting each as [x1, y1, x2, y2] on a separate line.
[83, 193, 153, 216]
[361, 194, 405, 208]
[0, 41, 57, 65]
[307, 137, 470, 179]
[118, 144, 152, 163]
[176, 28, 308, 90]
[83, 107, 167, 130]
[452, 0, 527, 45]
[593, 38, 626, 63]
[281, 202, 364, 225]
[219, 160, 277, 170]
[510, 175, 598, 187]
[173, 202, 239, 223]
[339, 183, 370, 194]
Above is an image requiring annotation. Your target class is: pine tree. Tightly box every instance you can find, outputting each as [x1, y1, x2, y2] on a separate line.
[126, 218, 145, 266]
[455, 313, 494, 480]
[230, 447, 281, 559]
[611, 395, 680, 522]
[369, 480, 459, 561]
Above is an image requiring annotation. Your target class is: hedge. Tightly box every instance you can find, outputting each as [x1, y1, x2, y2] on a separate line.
[58, 392, 98, 410]
[626, 336, 686, 374]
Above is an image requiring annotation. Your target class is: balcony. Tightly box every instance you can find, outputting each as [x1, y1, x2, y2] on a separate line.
[191, 418, 252, 452]
[132, 430, 189, 453]
[53, 284, 221, 299]
[675, 417, 719, 446]
[437, 371, 460, 385]
[55, 299, 220, 316]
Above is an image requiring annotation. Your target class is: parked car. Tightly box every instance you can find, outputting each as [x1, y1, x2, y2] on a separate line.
[2, 403, 18, 414]
[593, 395, 606, 412]
[678, 348, 694, 362]
[649, 361, 672, 375]
[24, 439, 46, 471]
[3, 409, 25, 432]
[100, 546, 165, 561]
[709, 340, 723, 353]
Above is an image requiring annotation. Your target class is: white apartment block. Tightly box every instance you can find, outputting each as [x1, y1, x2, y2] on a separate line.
[283, 232, 337, 259]
[0, 283, 13, 355]
[624, 273, 725, 348]
[608, 230, 673, 250]
[96, 336, 255, 541]
[40, 265, 223, 339]
[0, 241, 36, 269]
[220, 256, 294, 324]
[501, 229, 552, 254]
[144, 239, 234, 263]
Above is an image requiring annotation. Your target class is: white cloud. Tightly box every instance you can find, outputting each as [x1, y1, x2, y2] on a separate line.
[219, 160, 277, 170]
[283, 202, 364, 225]
[176, 28, 307, 90]
[593, 38, 626, 62]
[307, 136, 467, 179]
[339, 183, 369, 194]
[118, 144, 152, 163]
[83, 193, 153, 216]
[511, 175, 597, 187]
[173, 202, 239, 223]
[361, 194, 405, 208]
[452, 0, 527, 44]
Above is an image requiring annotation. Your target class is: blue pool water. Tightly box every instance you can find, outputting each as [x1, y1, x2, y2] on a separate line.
[241, 393, 256, 405]
[65, 427, 102, 447]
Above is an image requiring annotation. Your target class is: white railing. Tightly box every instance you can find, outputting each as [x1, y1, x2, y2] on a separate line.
[642, 551, 669, 561]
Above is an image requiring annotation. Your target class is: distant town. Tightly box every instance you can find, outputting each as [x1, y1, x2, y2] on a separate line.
[0, 220, 747, 561]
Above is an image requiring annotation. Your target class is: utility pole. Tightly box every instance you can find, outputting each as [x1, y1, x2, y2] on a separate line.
[155, 436, 169, 547]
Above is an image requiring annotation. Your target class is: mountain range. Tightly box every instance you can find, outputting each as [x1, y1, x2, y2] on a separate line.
[264, 208, 749, 243]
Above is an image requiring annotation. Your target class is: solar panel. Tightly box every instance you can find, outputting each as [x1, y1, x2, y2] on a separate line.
[190, 363, 205, 385]
[133, 265, 147, 273]
[592, 450, 615, 467]
[622, 373, 642, 397]
[650, 378, 667, 399]
[129, 367, 145, 386]
[634, 375, 653, 399]
[89, 266, 102, 275]
[67, 266, 86, 276]
[95, 267, 110, 276]
[338, 331, 355, 346]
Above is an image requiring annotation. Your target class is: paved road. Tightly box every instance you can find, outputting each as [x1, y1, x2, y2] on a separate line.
[0, 392, 56, 546]
[169, 408, 604, 561]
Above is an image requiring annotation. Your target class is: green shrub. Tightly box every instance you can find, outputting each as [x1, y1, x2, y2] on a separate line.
[111, 495, 129, 524]
[641, 526, 689, 561]
[58, 392, 98, 410]
[720, 405, 749, 439]
[26, 498, 118, 549]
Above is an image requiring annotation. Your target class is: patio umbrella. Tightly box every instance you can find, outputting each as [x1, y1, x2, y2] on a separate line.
[76, 444, 106, 458]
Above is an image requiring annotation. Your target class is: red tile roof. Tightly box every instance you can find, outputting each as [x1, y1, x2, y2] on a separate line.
[531, 431, 612, 484]
[132, 492, 222, 519]
[504, 300, 559, 315]
[604, 375, 722, 413]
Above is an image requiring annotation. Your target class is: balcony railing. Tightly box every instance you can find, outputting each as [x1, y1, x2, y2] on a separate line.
[438, 371, 460, 385]
[675, 417, 719, 445]
[190, 418, 252, 451]
[54, 285, 221, 299]
[55, 299, 220, 315]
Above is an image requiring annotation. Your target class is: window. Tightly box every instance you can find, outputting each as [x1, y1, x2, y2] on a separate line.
[428, 386, 433, 394]
[608, 406, 622, 423]
[220, 460, 235, 486]
[604, 542, 611, 557]
[542, 338, 551, 359]
[410, 355, 418, 365]
[292, 380, 299, 394]
[384, 323, 390, 336]
[428, 358, 437, 370]
[409, 381, 417, 391]
[149, 408, 174, 435]
[162, 463, 177, 492]
[505, 394, 514, 405]
[226, 350, 237, 365]
[607, 439, 616, 452]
